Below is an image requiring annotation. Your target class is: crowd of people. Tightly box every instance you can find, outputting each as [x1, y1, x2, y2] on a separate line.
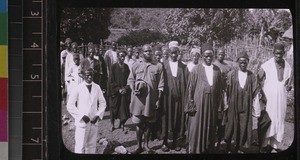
[60, 38, 293, 154]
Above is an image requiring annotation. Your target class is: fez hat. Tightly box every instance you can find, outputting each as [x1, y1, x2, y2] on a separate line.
[201, 43, 213, 53]
[237, 50, 249, 61]
[273, 43, 285, 51]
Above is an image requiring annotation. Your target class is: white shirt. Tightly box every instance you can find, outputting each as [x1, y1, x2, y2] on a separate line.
[169, 61, 178, 77]
[187, 62, 196, 72]
[238, 70, 247, 89]
[202, 63, 213, 86]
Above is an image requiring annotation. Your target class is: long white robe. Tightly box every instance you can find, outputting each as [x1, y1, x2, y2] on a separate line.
[67, 82, 107, 153]
[261, 57, 291, 147]
[65, 64, 83, 96]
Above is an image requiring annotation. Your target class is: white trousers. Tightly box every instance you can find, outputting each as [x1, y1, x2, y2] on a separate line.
[74, 123, 98, 154]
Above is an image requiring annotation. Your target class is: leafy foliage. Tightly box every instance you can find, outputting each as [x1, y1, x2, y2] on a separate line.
[116, 29, 168, 46]
[110, 8, 171, 31]
[164, 9, 249, 46]
[60, 8, 113, 43]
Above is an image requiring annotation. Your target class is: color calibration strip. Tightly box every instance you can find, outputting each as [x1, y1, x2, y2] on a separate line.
[0, 0, 8, 159]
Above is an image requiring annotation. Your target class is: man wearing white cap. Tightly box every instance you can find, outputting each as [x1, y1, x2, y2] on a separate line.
[187, 48, 200, 73]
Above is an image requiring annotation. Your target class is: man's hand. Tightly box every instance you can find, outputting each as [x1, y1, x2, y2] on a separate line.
[90, 116, 100, 124]
[155, 100, 160, 110]
[224, 104, 229, 111]
[82, 115, 90, 123]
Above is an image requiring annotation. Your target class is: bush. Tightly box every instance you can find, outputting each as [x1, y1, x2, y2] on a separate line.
[117, 29, 168, 46]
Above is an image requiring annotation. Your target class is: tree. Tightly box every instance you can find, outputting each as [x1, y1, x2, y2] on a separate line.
[116, 29, 168, 46]
[60, 8, 113, 43]
[110, 8, 171, 31]
[164, 9, 249, 46]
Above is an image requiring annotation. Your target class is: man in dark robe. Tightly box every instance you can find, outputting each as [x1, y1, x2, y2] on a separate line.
[108, 50, 131, 132]
[94, 44, 108, 93]
[224, 51, 260, 153]
[213, 48, 232, 149]
[161, 46, 187, 152]
[128, 44, 164, 154]
[186, 43, 222, 153]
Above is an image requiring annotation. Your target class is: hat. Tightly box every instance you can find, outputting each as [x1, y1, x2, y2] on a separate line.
[201, 43, 213, 53]
[237, 51, 249, 61]
[273, 43, 285, 51]
[169, 41, 179, 48]
[191, 48, 200, 54]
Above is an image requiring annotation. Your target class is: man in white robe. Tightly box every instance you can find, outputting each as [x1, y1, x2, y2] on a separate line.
[67, 68, 107, 154]
[65, 54, 83, 99]
[258, 43, 292, 152]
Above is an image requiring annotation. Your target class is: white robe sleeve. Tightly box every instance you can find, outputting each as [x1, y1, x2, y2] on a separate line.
[67, 86, 84, 120]
[96, 87, 107, 119]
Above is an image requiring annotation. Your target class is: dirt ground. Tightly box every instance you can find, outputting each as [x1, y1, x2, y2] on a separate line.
[61, 101, 294, 154]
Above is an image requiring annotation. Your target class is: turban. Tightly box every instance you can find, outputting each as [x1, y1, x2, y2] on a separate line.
[201, 43, 213, 53]
[237, 51, 249, 61]
[191, 48, 200, 54]
[273, 43, 285, 51]
[169, 41, 179, 48]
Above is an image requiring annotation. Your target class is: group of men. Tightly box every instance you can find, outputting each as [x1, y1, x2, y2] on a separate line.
[60, 38, 292, 154]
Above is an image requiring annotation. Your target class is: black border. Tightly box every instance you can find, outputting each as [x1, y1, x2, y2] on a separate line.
[47, 0, 298, 159]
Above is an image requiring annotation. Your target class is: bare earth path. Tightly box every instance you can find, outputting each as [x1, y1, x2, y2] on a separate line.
[62, 103, 294, 154]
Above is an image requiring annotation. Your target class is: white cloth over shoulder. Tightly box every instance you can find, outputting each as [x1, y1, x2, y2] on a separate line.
[261, 57, 291, 143]
[187, 62, 196, 72]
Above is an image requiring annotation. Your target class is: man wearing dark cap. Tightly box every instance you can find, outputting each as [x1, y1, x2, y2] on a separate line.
[128, 44, 164, 154]
[67, 68, 107, 154]
[186, 43, 222, 153]
[213, 48, 232, 149]
[258, 43, 292, 152]
[160, 46, 187, 152]
[224, 51, 260, 153]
